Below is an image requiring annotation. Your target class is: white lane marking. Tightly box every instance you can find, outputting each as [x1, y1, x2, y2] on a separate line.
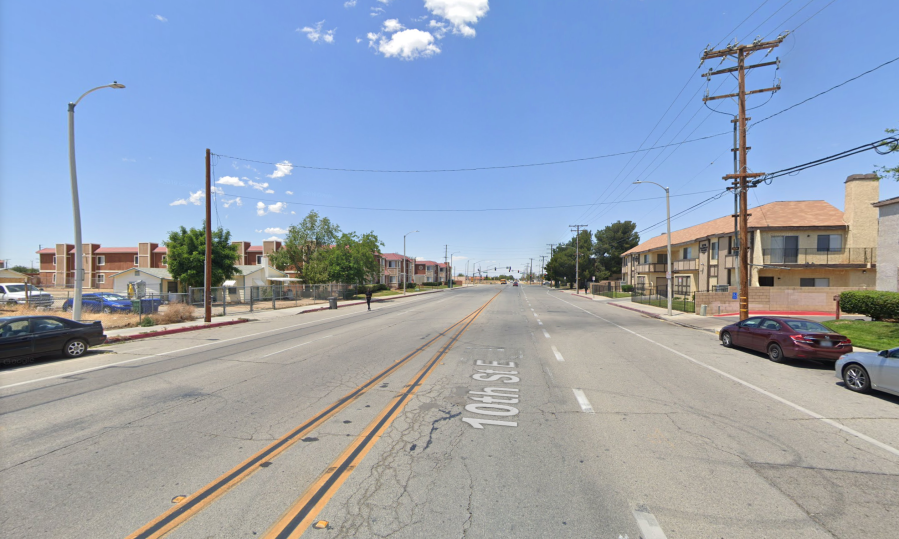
[547, 292, 899, 459]
[538, 321, 543, 325]
[533, 312, 538, 318]
[257, 335, 333, 359]
[551, 345, 564, 362]
[530, 308, 534, 311]
[572, 388, 594, 413]
[632, 509, 667, 539]
[0, 293, 449, 391]
[542, 329, 550, 338]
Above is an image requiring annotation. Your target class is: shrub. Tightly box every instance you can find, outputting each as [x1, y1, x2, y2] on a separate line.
[140, 316, 156, 327]
[621, 284, 634, 292]
[152, 302, 197, 324]
[422, 282, 442, 287]
[839, 290, 899, 321]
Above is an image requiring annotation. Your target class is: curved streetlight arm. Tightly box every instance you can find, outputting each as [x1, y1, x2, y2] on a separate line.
[72, 82, 126, 108]
[632, 180, 668, 192]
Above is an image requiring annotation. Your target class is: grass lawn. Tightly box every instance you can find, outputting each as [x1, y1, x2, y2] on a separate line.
[822, 320, 899, 351]
[597, 291, 630, 298]
[349, 290, 401, 300]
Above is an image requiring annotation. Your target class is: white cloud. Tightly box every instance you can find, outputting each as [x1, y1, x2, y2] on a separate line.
[217, 176, 245, 187]
[256, 201, 287, 216]
[154, 14, 167, 22]
[222, 197, 242, 208]
[383, 18, 404, 32]
[344, 0, 357, 6]
[264, 189, 275, 194]
[424, 0, 488, 37]
[356, 37, 363, 43]
[267, 161, 293, 179]
[429, 19, 448, 39]
[188, 190, 205, 205]
[211, 186, 224, 195]
[299, 21, 336, 43]
[265, 227, 289, 235]
[286, 190, 294, 195]
[376, 29, 440, 59]
[378, 0, 393, 4]
[264, 236, 284, 242]
[122, 157, 136, 162]
[291, 211, 296, 215]
[170, 199, 187, 206]
[370, 7, 385, 16]
[248, 180, 270, 191]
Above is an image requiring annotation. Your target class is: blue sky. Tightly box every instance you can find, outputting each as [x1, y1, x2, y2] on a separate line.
[1, 0, 897, 276]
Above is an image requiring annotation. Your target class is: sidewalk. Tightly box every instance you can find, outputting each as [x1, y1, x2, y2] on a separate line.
[104, 288, 449, 342]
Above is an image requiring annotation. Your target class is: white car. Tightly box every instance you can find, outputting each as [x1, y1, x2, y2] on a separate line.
[0, 283, 54, 308]
[835, 347, 899, 397]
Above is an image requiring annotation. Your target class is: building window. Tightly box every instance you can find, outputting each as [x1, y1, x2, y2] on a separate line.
[674, 275, 690, 295]
[52, 273, 56, 284]
[800, 278, 830, 287]
[388, 260, 397, 268]
[817, 234, 842, 252]
[389, 275, 397, 283]
[53, 256, 57, 266]
[770, 235, 799, 263]
[759, 276, 774, 287]
[682, 247, 693, 260]
[134, 255, 139, 266]
[711, 242, 718, 260]
[256, 255, 263, 265]
[96, 274, 105, 284]
[656, 253, 668, 264]
[161, 255, 167, 266]
[96, 255, 106, 266]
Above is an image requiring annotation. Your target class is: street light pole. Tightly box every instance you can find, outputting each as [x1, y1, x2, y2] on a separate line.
[634, 181, 672, 315]
[68, 82, 125, 321]
[403, 230, 418, 295]
[449, 252, 459, 288]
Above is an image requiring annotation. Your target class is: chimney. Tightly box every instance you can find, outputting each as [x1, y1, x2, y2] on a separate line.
[843, 174, 880, 249]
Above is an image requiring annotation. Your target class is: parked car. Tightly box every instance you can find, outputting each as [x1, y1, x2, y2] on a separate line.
[835, 347, 899, 396]
[0, 315, 106, 362]
[720, 316, 852, 362]
[0, 283, 54, 308]
[61, 293, 151, 314]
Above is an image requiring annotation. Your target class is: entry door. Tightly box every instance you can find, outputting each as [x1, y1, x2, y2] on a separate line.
[655, 277, 667, 298]
[771, 236, 799, 263]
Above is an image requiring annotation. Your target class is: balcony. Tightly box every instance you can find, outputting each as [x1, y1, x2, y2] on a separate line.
[635, 263, 667, 273]
[672, 258, 698, 271]
[724, 255, 737, 269]
[762, 248, 875, 266]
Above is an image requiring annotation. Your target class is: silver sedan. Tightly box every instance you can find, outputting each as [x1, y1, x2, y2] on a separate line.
[835, 347, 899, 396]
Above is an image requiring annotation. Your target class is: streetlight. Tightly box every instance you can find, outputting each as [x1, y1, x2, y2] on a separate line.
[69, 82, 126, 321]
[633, 181, 672, 316]
[449, 252, 460, 288]
[403, 230, 418, 295]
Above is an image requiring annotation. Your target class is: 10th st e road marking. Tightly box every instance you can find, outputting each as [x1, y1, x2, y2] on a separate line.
[462, 357, 520, 429]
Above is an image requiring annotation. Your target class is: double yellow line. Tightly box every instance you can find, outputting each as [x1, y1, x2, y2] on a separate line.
[127, 290, 500, 539]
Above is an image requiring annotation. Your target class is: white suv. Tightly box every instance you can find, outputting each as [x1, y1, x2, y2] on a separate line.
[0, 283, 54, 307]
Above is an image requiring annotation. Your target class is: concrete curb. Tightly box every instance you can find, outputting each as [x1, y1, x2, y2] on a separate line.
[608, 301, 720, 334]
[289, 288, 447, 315]
[106, 319, 250, 343]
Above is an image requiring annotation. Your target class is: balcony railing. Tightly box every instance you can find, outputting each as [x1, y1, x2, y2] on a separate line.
[762, 248, 876, 266]
[672, 258, 698, 271]
[635, 263, 667, 273]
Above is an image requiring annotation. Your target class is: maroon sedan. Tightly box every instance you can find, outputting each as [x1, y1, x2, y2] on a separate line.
[719, 316, 852, 362]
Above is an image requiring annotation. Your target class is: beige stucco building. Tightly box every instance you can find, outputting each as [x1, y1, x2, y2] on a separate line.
[621, 174, 880, 295]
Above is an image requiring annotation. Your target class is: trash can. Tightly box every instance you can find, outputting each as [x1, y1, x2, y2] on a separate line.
[328, 296, 338, 310]
[700, 304, 708, 316]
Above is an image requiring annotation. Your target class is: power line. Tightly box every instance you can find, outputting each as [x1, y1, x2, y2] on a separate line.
[217, 189, 723, 213]
[751, 135, 898, 185]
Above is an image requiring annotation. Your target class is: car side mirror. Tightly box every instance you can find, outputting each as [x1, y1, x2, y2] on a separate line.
[878, 350, 889, 357]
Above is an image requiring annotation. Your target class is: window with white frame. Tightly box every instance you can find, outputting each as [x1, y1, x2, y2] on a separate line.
[256, 255, 263, 265]
[96, 255, 106, 266]
[389, 275, 397, 283]
[682, 247, 693, 260]
[96, 274, 105, 284]
[134, 255, 139, 266]
[388, 260, 397, 268]
[53, 256, 57, 266]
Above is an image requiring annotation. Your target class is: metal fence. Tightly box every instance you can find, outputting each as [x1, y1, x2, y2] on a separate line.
[630, 282, 696, 313]
[186, 283, 361, 316]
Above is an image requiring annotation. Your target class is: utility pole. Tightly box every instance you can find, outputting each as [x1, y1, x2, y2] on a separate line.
[569, 225, 587, 294]
[529, 258, 533, 284]
[540, 255, 546, 283]
[205, 148, 212, 323]
[444, 245, 448, 285]
[701, 35, 784, 321]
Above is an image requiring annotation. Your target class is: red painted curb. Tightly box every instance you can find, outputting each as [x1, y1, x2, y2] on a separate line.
[712, 311, 834, 317]
[106, 319, 249, 343]
[608, 301, 662, 319]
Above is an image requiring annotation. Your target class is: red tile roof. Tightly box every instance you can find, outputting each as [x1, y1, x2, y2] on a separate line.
[247, 245, 263, 252]
[153, 246, 168, 253]
[94, 247, 139, 254]
[379, 253, 412, 261]
[417, 260, 439, 266]
[36, 248, 56, 254]
[623, 200, 846, 255]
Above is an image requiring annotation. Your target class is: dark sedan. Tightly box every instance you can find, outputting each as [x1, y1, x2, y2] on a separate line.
[720, 316, 851, 363]
[0, 315, 106, 363]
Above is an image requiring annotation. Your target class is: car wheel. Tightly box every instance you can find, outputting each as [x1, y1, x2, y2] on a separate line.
[843, 364, 871, 393]
[721, 331, 733, 348]
[62, 304, 69, 312]
[63, 339, 88, 358]
[767, 343, 786, 363]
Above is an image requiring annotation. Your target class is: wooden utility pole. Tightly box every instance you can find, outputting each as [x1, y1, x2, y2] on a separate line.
[444, 245, 448, 285]
[569, 225, 587, 294]
[701, 36, 785, 320]
[205, 148, 212, 323]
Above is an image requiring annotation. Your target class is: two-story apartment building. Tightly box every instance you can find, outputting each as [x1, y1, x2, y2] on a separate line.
[622, 174, 880, 295]
[377, 253, 415, 287]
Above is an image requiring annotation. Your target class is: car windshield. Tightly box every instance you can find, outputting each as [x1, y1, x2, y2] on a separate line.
[784, 320, 831, 333]
[97, 294, 128, 300]
[4, 284, 41, 293]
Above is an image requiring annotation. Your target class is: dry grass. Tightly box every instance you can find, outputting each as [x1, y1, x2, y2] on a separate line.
[151, 303, 197, 325]
[1, 305, 141, 330]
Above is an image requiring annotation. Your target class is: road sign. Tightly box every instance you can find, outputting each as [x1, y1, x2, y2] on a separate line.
[732, 292, 738, 300]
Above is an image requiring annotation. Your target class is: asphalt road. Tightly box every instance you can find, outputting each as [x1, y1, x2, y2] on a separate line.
[1, 285, 897, 538]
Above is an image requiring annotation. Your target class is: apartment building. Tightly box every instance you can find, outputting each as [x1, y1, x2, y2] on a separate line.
[873, 195, 899, 292]
[621, 174, 880, 295]
[377, 253, 415, 287]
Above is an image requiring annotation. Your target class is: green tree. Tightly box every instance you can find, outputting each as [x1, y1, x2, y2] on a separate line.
[9, 265, 32, 274]
[165, 222, 240, 288]
[874, 125, 898, 181]
[593, 220, 640, 278]
[268, 210, 341, 280]
[306, 231, 383, 285]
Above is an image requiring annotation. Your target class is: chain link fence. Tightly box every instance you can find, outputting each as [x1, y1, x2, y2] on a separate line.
[186, 283, 360, 317]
